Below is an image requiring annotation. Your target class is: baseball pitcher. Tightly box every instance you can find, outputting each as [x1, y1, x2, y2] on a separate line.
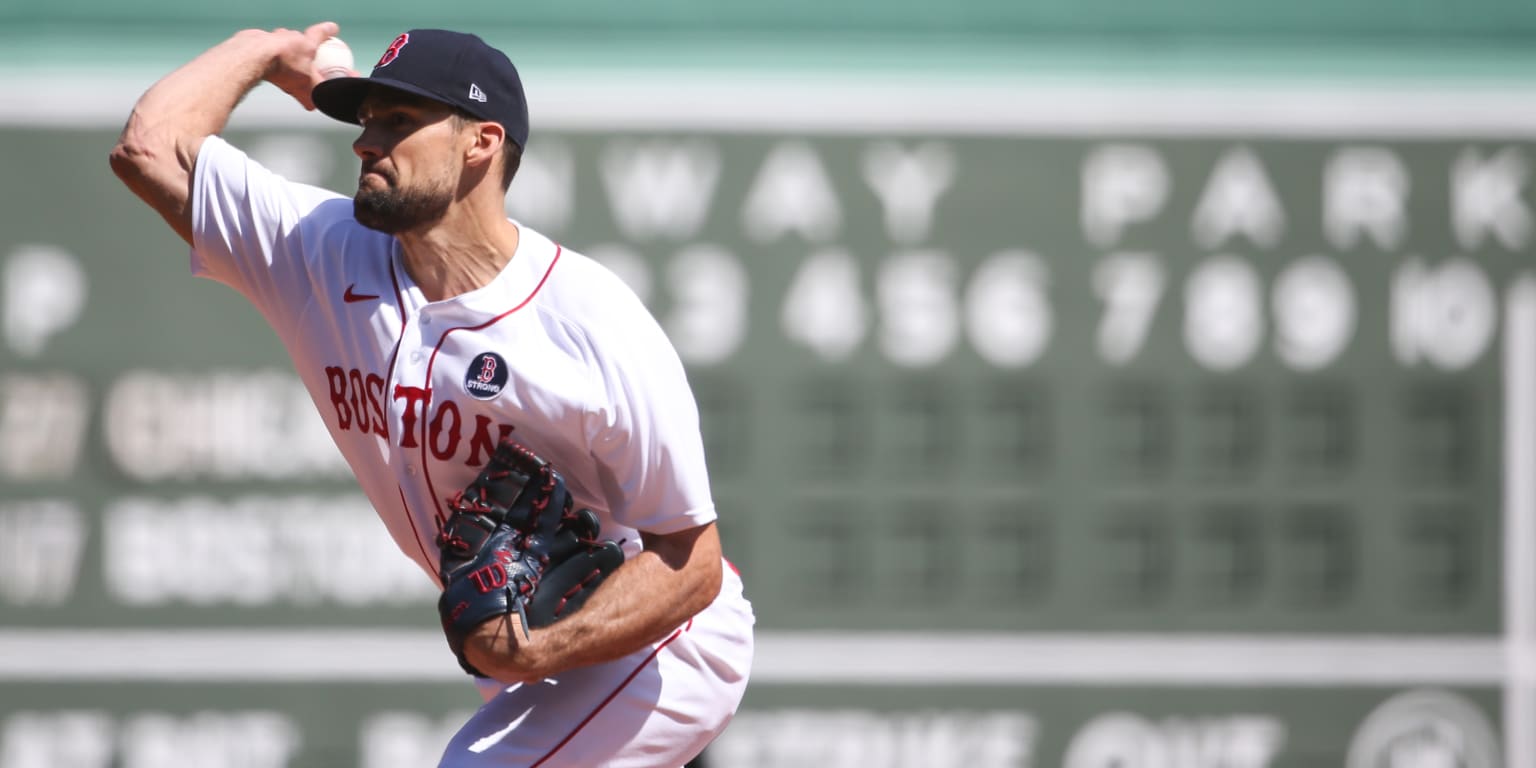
[109, 21, 754, 767]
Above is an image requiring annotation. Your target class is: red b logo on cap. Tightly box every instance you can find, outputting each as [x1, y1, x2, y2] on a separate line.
[376, 33, 409, 68]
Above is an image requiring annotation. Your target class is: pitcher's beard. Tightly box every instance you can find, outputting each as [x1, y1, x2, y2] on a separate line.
[354, 183, 453, 234]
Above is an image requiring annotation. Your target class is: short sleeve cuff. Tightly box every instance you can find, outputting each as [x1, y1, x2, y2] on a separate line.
[629, 504, 717, 535]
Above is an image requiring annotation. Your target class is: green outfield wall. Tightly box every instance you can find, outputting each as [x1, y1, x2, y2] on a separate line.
[0, 76, 1531, 766]
[0, 3, 1534, 761]
[5, 0, 1536, 81]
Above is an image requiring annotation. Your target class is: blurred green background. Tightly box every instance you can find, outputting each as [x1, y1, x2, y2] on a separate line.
[6, 0, 1536, 77]
[0, 2, 1533, 767]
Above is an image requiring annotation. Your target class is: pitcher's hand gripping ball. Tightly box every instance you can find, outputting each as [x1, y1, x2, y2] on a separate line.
[436, 438, 625, 676]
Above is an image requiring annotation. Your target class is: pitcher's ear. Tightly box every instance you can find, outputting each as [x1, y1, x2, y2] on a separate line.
[465, 119, 505, 172]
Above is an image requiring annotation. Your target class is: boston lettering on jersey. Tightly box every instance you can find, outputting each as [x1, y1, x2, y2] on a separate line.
[324, 365, 515, 466]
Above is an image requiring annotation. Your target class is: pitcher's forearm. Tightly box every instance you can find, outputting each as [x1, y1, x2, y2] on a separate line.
[465, 523, 724, 683]
[120, 30, 287, 163]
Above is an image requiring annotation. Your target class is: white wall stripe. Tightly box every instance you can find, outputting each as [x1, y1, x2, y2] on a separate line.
[3, 73, 1536, 136]
[1504, 277, 1536, 768]
[0, 630, 1505, 686]
[751, 633, 1507, 687]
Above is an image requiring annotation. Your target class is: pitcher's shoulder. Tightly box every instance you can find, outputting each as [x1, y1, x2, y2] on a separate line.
[527, 233, 653, 321]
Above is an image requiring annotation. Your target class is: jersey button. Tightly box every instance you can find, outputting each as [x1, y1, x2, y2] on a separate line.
[410, 351, 423, 363]
[406, 464, 417, 475]
[421, 315, 432, 326]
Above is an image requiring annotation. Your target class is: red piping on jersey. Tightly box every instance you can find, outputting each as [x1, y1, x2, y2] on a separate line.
[418, 246, 563, 524]
[530, 619, 694, 767]
[383, 259, 408, 443]
[398, 486, 440, 586]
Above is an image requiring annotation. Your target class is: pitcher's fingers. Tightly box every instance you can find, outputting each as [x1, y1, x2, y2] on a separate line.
[304, 21, 340, 45]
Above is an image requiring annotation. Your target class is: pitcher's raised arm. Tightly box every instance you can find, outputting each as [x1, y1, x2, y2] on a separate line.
[108, 22, 341, 244]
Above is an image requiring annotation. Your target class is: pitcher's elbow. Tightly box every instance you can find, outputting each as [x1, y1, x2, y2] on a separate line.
[108, 138, 150, 184]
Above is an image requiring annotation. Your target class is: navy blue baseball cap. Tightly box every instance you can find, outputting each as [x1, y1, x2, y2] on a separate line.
[312, 29, 529, 148]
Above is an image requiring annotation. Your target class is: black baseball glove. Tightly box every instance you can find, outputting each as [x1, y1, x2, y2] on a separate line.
[436, 437, 625, 676]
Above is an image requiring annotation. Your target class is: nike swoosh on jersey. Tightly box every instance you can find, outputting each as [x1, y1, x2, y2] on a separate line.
[343, 285, 380, 303]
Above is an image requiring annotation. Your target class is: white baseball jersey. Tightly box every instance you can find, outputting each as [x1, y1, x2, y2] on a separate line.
[188, 135, 753, 766]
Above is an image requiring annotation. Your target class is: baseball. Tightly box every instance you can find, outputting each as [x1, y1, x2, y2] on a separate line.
[315, 37, 354, 79]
